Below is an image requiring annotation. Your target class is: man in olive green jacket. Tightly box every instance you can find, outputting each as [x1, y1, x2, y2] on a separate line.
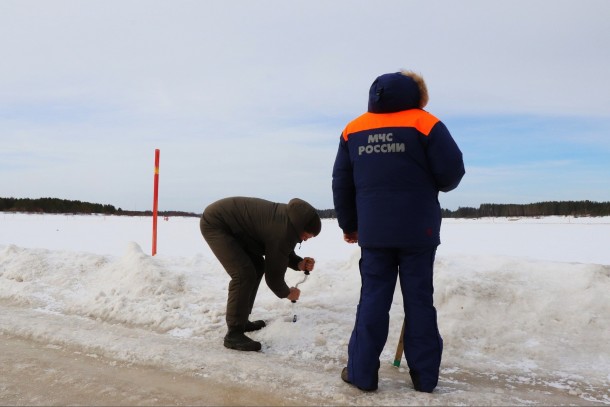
[200, 196, 321, 351]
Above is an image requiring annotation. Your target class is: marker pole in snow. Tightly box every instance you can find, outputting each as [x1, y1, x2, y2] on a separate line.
[291, 270, 310, 322]
[393, 319, 406, 367]
[151, 149, 160, 256]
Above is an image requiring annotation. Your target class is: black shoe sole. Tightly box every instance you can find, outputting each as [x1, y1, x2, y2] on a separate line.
[223, 340, 262, 352]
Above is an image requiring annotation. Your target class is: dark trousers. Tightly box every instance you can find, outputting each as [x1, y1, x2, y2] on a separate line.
[200, 216, 264, 331]
[347, 246, 442, 392]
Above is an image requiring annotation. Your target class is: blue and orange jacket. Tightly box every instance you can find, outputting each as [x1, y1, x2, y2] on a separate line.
[332, 72, 465, 248]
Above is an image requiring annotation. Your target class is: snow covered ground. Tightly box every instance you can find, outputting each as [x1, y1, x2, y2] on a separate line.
[1, 212, 609, 405]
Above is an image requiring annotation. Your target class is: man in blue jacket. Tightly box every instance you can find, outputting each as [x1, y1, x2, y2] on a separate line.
[332, 70, 465, 392]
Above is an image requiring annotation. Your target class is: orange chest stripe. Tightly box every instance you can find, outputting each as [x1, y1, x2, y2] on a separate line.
[342, 110, 439, 141]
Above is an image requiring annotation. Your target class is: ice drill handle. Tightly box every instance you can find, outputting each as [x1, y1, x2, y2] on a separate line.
[291, 270, 310, 303]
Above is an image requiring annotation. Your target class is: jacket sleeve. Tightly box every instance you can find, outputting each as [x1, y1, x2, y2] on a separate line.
[426, 122, 465, 192]
[332, 135, 358, 233]
[264, 243, 292, 298]
[288, 251, 303, 271]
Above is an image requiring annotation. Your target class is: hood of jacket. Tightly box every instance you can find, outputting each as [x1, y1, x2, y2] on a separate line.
[287, 198, 321, 237]
[368, 72, 421, 113]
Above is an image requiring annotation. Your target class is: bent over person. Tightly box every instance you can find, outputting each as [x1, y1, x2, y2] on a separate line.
[200, 196, 321, 352]
[332, 71, 465, 392]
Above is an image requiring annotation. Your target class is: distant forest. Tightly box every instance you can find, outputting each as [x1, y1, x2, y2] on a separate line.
[2, 197, 610, 219]
[0, 197, 197, 218]
[442, 200, 610, 218]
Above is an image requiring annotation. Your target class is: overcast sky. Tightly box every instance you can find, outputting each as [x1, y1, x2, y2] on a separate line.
[2, 0, 610, 213]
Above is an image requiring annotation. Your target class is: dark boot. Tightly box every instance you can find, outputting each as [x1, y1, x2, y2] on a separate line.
[223, 329, 261, 352]
[409, 370, 435, 393]
[244, 320, 266, 332]
[340, 367, 378, 392]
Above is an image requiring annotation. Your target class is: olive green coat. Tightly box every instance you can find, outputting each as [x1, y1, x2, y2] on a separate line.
[200, 197, 320, 329]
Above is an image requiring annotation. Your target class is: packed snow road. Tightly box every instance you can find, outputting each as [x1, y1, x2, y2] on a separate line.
[1, 303, 606, 406]
[1, 335, 289, 406]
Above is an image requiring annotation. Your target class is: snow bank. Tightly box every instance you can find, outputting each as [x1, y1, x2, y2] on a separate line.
[1, 214, 609, 405]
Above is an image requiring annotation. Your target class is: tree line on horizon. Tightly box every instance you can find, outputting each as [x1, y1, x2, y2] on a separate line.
[2, 197, 610, 218]
[441, 200, 610, 218]
[0, 197, 197, 218]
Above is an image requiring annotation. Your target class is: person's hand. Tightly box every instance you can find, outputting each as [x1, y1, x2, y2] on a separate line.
[344, 231, 358, 244]
[287, 287, 301, 302]
[298, 257, 315, 272]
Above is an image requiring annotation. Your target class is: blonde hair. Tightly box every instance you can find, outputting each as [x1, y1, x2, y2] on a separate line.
[400, 70, 429, 109]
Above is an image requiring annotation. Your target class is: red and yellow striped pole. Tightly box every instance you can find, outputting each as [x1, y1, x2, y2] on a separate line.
[152, 149, 160, 256]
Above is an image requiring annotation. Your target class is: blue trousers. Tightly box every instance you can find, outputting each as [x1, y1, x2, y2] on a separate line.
[347, 247, 443, 392]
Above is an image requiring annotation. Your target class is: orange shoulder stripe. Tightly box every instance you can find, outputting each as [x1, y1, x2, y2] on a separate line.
[342, 110, 439, 141]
